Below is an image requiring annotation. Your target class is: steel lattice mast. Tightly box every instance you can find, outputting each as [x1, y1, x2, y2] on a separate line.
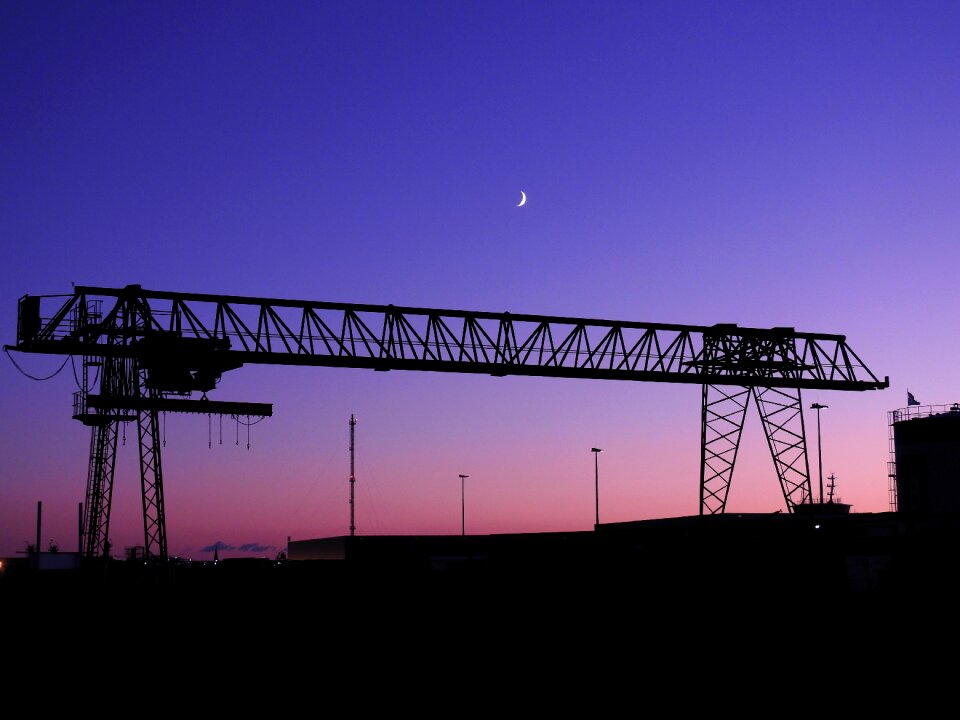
[349, 414, 356, 537]
[8, 284, 888, 556]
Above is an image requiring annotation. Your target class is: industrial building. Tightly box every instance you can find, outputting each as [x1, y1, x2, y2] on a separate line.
[890, 403, 960, 516]
[281, 402, 960, 600]
[287, 511, 909, 597]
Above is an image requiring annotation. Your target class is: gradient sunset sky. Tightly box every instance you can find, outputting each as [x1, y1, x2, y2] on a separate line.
[2, 2, 958, 558]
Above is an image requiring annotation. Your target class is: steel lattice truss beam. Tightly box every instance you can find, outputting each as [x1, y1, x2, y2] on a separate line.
[14, 285, 888, 391]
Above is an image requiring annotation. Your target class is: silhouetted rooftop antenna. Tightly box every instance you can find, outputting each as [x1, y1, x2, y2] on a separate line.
[349, 414, 357, 537]
[827, 473, 837, 503]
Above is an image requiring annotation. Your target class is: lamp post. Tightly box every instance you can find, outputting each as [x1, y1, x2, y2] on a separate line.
[810, 403, 828, 504]
[459, 474, 469, 536]
[591, 448, 603, 527]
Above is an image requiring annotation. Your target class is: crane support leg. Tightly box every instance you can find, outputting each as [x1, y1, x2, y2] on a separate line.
[699, 384, 750, 515]
[136, 371, 167, 560]
[82, 420, 119, 558]
[754, 386, 812, 511]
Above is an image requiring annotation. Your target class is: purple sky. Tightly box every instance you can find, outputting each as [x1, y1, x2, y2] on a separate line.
[2, 1, 958, 558]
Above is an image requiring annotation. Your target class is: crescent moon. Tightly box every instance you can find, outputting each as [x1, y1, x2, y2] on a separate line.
[517, 191, 527, 207]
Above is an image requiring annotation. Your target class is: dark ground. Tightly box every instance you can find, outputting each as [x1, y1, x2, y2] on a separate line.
[4, 513, 959, 684]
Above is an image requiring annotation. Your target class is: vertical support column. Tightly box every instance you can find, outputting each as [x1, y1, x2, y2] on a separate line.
[136, 366, 167, 561]
[753, 386, 812, 511]
[124, 292, 169, 562]
[81, 353, 127, 559]
[700, 384, 751, 515]
[82, 420, 119, 558]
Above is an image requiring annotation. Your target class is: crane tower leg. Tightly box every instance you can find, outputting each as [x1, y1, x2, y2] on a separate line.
[699, 384, 751, 515]
[753, 386, 812, 511]
[82, 420, 119, 558]
[136, 367, 167, 561]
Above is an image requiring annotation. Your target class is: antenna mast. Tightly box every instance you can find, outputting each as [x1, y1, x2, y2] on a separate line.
[349, 414, 357, 537]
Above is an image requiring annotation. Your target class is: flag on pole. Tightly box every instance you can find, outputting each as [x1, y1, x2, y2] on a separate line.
[907, 391, 920, 406]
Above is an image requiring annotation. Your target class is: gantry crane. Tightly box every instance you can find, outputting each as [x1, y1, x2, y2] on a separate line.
[7, 284, 888, 560]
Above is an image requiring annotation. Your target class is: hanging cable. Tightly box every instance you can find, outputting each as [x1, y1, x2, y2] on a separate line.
[162, 412, 167, 447]
[226, 413, 266, 448]
[70, 356, 99, 391]
[231, 415, 268, 426]
[219, 414, 223, 445]
[208, 414, 212, 449]
[70, 355, 82, 389]
[6, 348, 71, 381]
[122, 422, 126, 446]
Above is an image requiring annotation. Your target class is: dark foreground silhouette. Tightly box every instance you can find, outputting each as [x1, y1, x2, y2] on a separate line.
[4, 511, 958, 640]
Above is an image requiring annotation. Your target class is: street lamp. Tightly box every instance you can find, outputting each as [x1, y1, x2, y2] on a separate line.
[810, 403, 828, 504]
[591, 448, 603, 527]
[459, 474, 469, 536]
